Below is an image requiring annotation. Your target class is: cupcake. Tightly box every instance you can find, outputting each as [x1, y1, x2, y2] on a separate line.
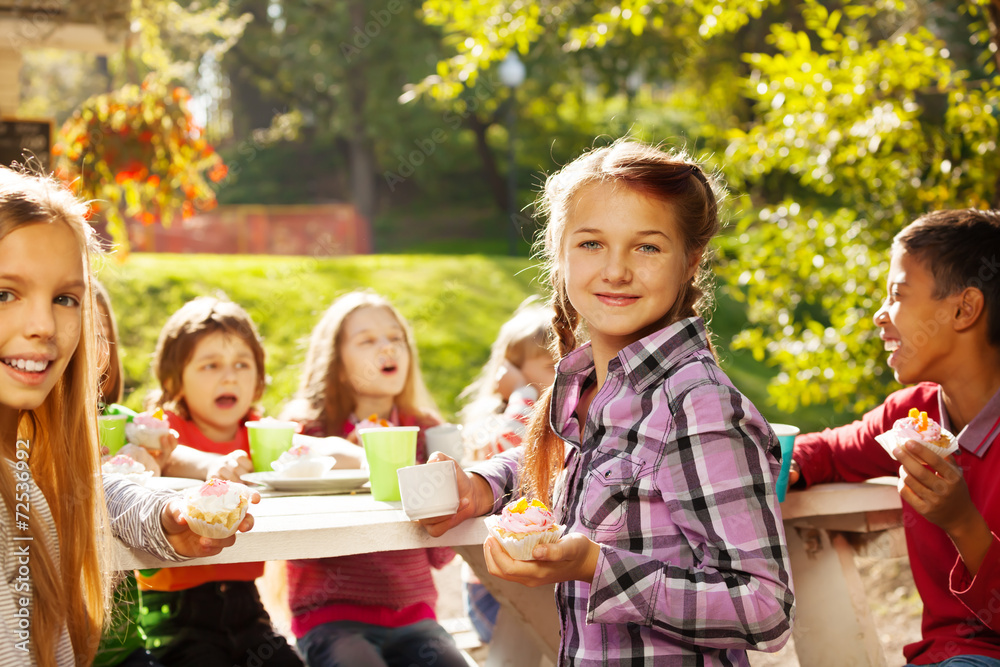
[271, 444, 336, 478]
[357, 413, 392, 430]
[101, 454, 153, 485]
[485, 497, 564, 561]
[875, 407, 959, 459]
[182, 479, 252, 539]
[125, 408, 173, 450]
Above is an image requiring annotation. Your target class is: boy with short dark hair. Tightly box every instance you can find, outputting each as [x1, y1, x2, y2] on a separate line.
[790, 208, 1000, 666]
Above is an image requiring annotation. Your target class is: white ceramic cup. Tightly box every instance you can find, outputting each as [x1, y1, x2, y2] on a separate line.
[424, 423, 465, 462]
[396, 460, 460, 520]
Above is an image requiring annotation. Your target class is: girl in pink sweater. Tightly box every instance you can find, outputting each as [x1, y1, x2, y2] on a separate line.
[282, 291, 468, 667]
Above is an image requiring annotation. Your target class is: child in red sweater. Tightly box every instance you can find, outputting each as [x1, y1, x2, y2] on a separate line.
[281, 291, 468, 667]
[789, 210, 1000, 666]
[137, 296, 303, 667]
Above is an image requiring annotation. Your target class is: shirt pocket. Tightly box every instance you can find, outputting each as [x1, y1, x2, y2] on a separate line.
[580, 451, 644, 534]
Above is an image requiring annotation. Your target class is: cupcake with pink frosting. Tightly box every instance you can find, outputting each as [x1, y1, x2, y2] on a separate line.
[101, 454, 153, 485]
[125, 409, 173, 450]
[875, 407, 958, 459]
[485, 497, 564, 560]
[271, 444, 336, 478]
[181, 479, 253, 538]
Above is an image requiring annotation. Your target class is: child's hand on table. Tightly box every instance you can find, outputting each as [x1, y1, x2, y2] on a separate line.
[161, 490, 260, 558]
[206, 450, 254, 482]
[484, 532, 600, 587]
[418, 452, 494, 536]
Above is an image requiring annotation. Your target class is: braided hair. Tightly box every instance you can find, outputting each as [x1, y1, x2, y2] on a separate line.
[521, 140, 724, 503]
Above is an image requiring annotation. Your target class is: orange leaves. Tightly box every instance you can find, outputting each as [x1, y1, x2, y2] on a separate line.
[54, 75, 228, 251]
[208, 163, 228, 183]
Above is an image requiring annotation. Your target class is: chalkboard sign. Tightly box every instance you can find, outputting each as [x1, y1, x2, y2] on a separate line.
[0, 118, 53, 171]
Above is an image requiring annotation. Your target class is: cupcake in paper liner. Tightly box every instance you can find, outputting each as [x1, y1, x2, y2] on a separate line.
[485, 497, 565, 561]
[182, 479, 252, 539]
[125, 409, 174, 450]
[875, 408, 959, 460]
[271, 443, 336, 478]
[101, 454, 154, 486]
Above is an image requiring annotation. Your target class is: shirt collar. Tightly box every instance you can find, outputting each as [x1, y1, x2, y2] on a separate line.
[551, 317, 709, 436]
[940, 384, 1000, 457]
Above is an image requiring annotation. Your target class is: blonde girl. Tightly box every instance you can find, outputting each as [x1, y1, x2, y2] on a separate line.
[457, 297, 556, 643]
[0, 166, 112, 666]
[282, 291, 469, 667]
[0, 168, 258, 667]
[458, 296, 556, 461]
[423, 140, 794, 665]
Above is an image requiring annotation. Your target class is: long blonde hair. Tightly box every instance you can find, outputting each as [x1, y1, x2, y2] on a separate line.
[522, 140, 724, 504]
[0, 167, 111, 666]
[286, 291, 437, 434]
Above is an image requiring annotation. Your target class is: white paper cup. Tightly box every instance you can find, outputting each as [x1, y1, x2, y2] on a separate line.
[397, 460, 460, 520]
[424, 424, 465, 462]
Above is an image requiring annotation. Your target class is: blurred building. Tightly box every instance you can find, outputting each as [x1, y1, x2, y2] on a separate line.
[0, 0, 129, 113]
[121, 204, 372, 256]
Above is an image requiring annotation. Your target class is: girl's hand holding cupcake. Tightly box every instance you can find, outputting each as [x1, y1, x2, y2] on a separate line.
[160, 488, 261, 557]
[485, 531, 600, 587]
[418, 452, 496, 536]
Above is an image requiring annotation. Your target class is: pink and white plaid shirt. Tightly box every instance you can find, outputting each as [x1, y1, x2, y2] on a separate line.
[471, 317, 794, 666]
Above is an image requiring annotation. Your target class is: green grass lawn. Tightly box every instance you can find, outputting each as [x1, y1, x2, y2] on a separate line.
[99, 253, 850, 432]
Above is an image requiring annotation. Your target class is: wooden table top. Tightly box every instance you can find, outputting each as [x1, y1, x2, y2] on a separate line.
[112, 480, 903, 570]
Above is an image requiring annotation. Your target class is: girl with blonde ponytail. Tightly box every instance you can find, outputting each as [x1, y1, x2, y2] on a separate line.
[421, 139, 794, 665]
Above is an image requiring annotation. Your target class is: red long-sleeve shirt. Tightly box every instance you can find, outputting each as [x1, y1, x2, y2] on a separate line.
[796, 382, 1000, 664]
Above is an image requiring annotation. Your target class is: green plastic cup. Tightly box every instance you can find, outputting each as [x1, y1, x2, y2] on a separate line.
[246, 420, 297, 473]
[359, 426, 419, 502]
[98, 415, 129, 454]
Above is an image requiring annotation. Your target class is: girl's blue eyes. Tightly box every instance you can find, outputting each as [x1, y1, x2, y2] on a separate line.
[0, 291, 11, 303]
[578, 241, 659, 253]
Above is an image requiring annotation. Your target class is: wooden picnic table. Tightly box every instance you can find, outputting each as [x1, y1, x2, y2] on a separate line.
[111, 490, 558, 667]
[112, 480, 904, 667]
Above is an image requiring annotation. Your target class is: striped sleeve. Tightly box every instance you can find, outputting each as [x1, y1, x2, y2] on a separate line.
[103, 476, 187, 563]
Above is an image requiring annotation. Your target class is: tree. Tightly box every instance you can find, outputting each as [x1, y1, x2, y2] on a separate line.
[416, 0, 1000, 414]
[217, 0, 448, 226]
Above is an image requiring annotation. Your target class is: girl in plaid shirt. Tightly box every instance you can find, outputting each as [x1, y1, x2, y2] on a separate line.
[424, 140, 794, 666]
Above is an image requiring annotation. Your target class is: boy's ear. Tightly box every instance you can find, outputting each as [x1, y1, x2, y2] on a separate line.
[953, 286, 986, 333]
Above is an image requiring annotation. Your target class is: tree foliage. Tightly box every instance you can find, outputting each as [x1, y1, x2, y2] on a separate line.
[418, 0, 1000, 414]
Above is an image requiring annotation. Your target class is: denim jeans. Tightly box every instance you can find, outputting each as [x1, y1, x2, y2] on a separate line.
[298, 619, 468, 667]
[907, 657, 1000, 667]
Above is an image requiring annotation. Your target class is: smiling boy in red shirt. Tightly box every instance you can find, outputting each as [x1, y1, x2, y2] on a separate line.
[790, 209, 1000, 666]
